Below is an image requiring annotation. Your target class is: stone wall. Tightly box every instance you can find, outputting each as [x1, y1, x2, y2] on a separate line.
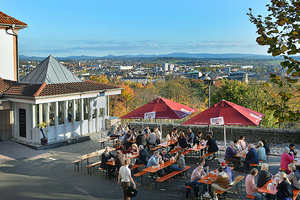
[128, 122, 300, 144]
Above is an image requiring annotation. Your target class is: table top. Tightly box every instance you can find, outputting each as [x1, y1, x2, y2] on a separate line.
[78, 148, 116, 160]
[106, 153, 139, 166]
[151, 140, 178, 150]
[143, 160, 176, 173]
[258, 180, 278, 195]
[198, 170, 217, 185]
[293, 158, 300, 166]
[235, 152, 246, 158]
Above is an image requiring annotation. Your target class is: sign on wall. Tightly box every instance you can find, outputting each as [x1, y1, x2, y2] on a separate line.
[19, 108, 26, 137]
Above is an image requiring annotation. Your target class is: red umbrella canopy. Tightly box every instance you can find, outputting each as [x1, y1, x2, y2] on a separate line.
[120, 97, 197, 119]
[181, 100, 264, 126]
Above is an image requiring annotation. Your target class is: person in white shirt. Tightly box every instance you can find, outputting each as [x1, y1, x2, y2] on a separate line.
[154, 127, 162, 145]
[117, 158, 136, 200]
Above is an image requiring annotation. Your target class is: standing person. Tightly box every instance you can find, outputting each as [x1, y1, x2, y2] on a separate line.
[233, 139, 242, 152]
[115, 150, 126, 171]
[117, 158, 136, 200]
[188, 164, 211, 198]
[186, 128, 194, 148]
[206, 134, 219, 160]
[142, 126, 150, 135]
[287, 163, 300, 190]
[100, 146, 116, 179]
[276, 172, 294, 200]
[154, 127, 162, 145]
[261, 139, 270, 156]
[256, 141, 267, 163]
[169, 151, 186, 172]
[208, 167, 230, 200]
[193, 131, 203, 146]
[136, 131, 147, 147]
[221, 162, 234, 185]
[238, 135, 246, 150]
[178, 132, 188, 149]
[244, 144, 259, 173]
[225, 141, 240, 171]
[280, 147, 294, 174]
[245, 168, 262, 199]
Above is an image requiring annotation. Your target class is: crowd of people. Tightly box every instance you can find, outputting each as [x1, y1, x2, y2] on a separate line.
[101, 125, 299, 200]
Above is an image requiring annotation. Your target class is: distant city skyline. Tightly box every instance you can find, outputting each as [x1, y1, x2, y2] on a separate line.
[2, 0, 271, 57]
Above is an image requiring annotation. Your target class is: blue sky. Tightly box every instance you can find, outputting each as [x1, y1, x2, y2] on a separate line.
[2, 0, 271, 57]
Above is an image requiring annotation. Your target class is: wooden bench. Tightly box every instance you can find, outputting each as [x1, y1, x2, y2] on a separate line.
[215, 175, 245, 199]
[86, 161, 102, 175]
[200, 152, 214, 159]
[217, 146, 225, 157]
[133, 171, 148, 186]
[293, 189, 300, 200]
[246, 194, 256, 199]
[156, 166, 190, 189]
[70, 159, 81, 171]
[113, 141, 121, 148]
[186, 185, 195, 198]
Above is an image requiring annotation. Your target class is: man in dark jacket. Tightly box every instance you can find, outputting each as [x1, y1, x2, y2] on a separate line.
[257, 163, 273, 200]
[100, 146, 116, 179]
[186, 128, 195, 148]
[244, 144, 259, 173]
[206, 134, 219, 160]
[136, 145, 149, 165]
[225, 141, 240, 171]
[136, 131, 147, 147]
[114, 150, 125, 171]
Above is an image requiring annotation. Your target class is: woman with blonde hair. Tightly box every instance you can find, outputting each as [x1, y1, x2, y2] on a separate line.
[256, 141, 267, 163]
[287, 163, 300, 190]
[178, 131, 188, 148]
[280, 147, 294, 174]
[276, 172, 293, 200]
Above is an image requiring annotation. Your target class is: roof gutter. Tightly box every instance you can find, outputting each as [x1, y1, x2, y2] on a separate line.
[6, 24, 19, 81]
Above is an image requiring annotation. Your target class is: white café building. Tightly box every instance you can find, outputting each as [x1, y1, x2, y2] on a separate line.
[0, 11, 122, 144]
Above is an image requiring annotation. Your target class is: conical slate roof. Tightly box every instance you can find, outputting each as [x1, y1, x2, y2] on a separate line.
[21, 55, 83, 84]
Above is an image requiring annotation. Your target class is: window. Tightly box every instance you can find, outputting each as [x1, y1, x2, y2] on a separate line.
[33, 105, 39, 127]
[42, 103, 47, 123]
[106, 96, 109, 116]
[58, 102, 64, 125]
[92, 109, 97, 119]
[99, 108, 104, 118]
[83, 98, 90, 120]
[75, 99, 81, 122]
[68, 100, 73, 123]
[49, 102, 55, 126]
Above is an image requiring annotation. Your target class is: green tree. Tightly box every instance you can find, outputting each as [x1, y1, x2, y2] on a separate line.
[248, 0, 300, 124]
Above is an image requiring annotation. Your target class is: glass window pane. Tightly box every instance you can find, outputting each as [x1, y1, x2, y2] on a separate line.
[58, 102, 64, 125]
[92, 109, 97, 118]
[68, 100, 73, 123]
[84, 98, 89, 120]
[42, 103, 47, 123]
[75, 99, 81, 122]
[49, 102, 55, 126]
[99, 108, 104, 117]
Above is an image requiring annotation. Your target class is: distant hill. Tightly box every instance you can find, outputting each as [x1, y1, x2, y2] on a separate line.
[20, 53, 282, 61]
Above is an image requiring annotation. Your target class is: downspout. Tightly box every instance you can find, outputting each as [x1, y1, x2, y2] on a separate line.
[6, 24, 19, 81]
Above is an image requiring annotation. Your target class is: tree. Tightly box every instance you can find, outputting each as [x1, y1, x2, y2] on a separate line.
[90, 75, 109, 83]
[248, 0, 300, 125]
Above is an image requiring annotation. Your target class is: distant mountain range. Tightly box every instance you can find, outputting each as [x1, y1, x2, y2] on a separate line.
[19, 53, 280, 61]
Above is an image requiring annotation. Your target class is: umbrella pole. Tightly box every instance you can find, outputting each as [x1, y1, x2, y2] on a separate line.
[224, 125, 226, 147]
[142, 119, 143, 130]
[160, 119, 162, 133]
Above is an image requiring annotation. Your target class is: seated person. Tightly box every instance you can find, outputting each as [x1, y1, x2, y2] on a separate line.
[165, 131, 173, 143]
[233, 139, 242, 152]
[221, 162, 234, 185]
[289, 143, 298, 157]
[206, 134, 219, 160]
[115, 150, 125, 171]
[100, 146, 116, 179]
[154, 127, 161, 145]
[142, 126, 150, 135]
[257, 163, 273, 200]
[262, 139, 270, 156]
[199, 158, 208, 173]
[126, 143, 139, 154]
[122, 130, 135, 149]
[178, 132, 188, 149]
[193, 131, 203, 146]
[287, 163, 300, 190]
[186, 128, 194, 148]
[280, 147, 294, 174]
[244, 144, 259, 173]
[276, 172, 294, 200]
[169, 151, 185, 172]
[160, 148, 171, 174]
[147, 151, 163, 178]
[246, 168, 262, 199]
[110, 124, 123, 138]
[136, 145, 149, 165]
[136, 131, 147, 147]
[187, 164, 211, 199]
[208, 167, 230, 200]
[225, 141, 240, 171]
[147, 128, 156, 146]
[238, 135, 246, 150]
[256, 141, 267, 163]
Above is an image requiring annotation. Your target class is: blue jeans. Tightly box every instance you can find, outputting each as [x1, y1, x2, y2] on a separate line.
[250, 192, 262, 199]
[192, 180, 208, 193]
[170, 165, 184, 172]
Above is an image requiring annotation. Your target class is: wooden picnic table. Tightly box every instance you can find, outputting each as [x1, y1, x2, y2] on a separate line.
[150, 139, 178, 151]
[258, 180, 278, 196]
[106, 153, 139, 166]
[293, 158, 300, 166]
[143, 160, 176, 188]
[198, 170, 217, 185]
[235, 152, 246, 158]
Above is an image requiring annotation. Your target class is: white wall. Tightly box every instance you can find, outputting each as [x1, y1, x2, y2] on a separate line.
[0, 29, 15, 81]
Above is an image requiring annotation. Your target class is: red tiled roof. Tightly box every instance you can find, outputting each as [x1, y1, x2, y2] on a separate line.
[3, 80, 122, 98]
[0, 79, 16, 94]
[0, 11, 27, 26]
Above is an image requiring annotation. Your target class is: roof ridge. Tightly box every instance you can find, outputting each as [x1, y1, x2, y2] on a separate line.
[33, 82, 47, 97]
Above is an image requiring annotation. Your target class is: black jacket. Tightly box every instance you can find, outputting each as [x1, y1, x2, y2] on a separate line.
[277, 179, 294, 200]
[257, 170, 272, 188]
[100, 151, 115, 168]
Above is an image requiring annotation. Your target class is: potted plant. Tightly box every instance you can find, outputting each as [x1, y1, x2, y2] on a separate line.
[38, 122, 48, 145]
